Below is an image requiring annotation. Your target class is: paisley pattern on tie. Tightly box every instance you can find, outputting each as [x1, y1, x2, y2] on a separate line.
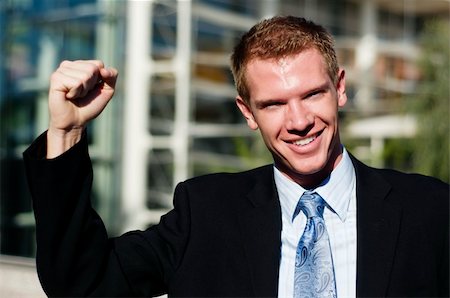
[293, 192, 337, 298]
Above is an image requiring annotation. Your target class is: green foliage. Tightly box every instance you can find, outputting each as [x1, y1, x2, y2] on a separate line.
[409, 19, 449, 182]
[382, 138, 415, 171]
[233, 135, 272, 168]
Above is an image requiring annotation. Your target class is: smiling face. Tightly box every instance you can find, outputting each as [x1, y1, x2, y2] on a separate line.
[236, 48, 347, 188]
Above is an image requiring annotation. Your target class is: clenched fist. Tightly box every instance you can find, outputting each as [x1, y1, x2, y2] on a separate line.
[47, 60, 118, 158]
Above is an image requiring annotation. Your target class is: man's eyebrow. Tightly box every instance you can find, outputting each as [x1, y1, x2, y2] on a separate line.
[250, 80, 332, 108]
[301, 82, 331, 97]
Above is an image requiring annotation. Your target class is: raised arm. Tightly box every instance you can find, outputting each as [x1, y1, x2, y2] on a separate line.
[23, 60, 189, 297]
[46, 60, 118, 158]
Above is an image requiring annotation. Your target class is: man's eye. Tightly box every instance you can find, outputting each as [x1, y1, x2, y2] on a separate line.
[264, 101, 284, 109]
[306, 90, 323, 99]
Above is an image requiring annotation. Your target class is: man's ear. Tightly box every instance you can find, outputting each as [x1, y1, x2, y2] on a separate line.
[336, 68, 348, 108]
[235, 96, 259, 130]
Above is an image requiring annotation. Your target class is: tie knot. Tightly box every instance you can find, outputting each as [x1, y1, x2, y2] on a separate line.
[293, 192, 325, 221]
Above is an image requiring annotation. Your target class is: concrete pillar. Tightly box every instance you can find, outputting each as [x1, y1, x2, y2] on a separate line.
[355, 0, 378, 114]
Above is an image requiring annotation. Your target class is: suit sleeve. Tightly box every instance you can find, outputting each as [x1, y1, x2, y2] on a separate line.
[23, 131, 190, 297]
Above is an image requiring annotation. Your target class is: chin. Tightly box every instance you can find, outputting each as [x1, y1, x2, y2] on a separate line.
[294, 154, 328, 173]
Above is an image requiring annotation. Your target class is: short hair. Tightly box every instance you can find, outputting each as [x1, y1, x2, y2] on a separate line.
[230, 16, 339, 104]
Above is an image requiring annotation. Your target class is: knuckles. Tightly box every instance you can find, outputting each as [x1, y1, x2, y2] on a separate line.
[59, 60, 71, 68]
[50, 60, 116, 100]
[53, 60, 104, 89]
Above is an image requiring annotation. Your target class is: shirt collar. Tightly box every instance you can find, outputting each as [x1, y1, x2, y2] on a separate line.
[274, 147, 355, 222]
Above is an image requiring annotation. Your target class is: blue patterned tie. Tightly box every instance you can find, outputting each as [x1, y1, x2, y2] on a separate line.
[293, 191, 337, 298]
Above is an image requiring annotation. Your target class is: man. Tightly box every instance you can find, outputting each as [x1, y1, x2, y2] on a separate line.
[24, 16, 448, 297]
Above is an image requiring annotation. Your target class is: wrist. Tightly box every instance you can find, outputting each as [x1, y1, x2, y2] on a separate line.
[46, 126, 85, 159]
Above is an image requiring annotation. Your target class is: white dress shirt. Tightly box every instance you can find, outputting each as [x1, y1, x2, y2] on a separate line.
[276, 148, 357, 298]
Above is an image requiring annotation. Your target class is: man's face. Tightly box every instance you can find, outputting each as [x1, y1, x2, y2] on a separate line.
[236, 48, 347, 187]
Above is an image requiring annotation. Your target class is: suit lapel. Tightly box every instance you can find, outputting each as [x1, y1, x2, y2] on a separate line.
[235, 157, 403, 297]
[351, 156, 402, 297]
[237, 166, 282, 297]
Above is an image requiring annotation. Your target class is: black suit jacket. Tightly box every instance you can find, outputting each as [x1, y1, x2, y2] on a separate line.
[24, 132, 449, 297]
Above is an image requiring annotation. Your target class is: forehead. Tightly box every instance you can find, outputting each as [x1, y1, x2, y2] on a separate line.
[245, 49, 330, 98]
[247, 48, 326, 71]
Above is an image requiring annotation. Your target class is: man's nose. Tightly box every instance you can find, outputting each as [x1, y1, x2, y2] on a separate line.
[285, 101, 314, 132]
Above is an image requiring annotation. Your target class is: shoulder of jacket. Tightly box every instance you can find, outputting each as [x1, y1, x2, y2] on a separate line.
[350, 152, 448, 191]
[177, 164, 274, 192]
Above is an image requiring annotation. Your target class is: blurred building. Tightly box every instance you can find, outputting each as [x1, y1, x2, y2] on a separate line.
[0, 0, 448, 265]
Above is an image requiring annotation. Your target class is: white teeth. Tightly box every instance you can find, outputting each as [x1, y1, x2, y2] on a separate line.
[294, 136, 315, 146]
